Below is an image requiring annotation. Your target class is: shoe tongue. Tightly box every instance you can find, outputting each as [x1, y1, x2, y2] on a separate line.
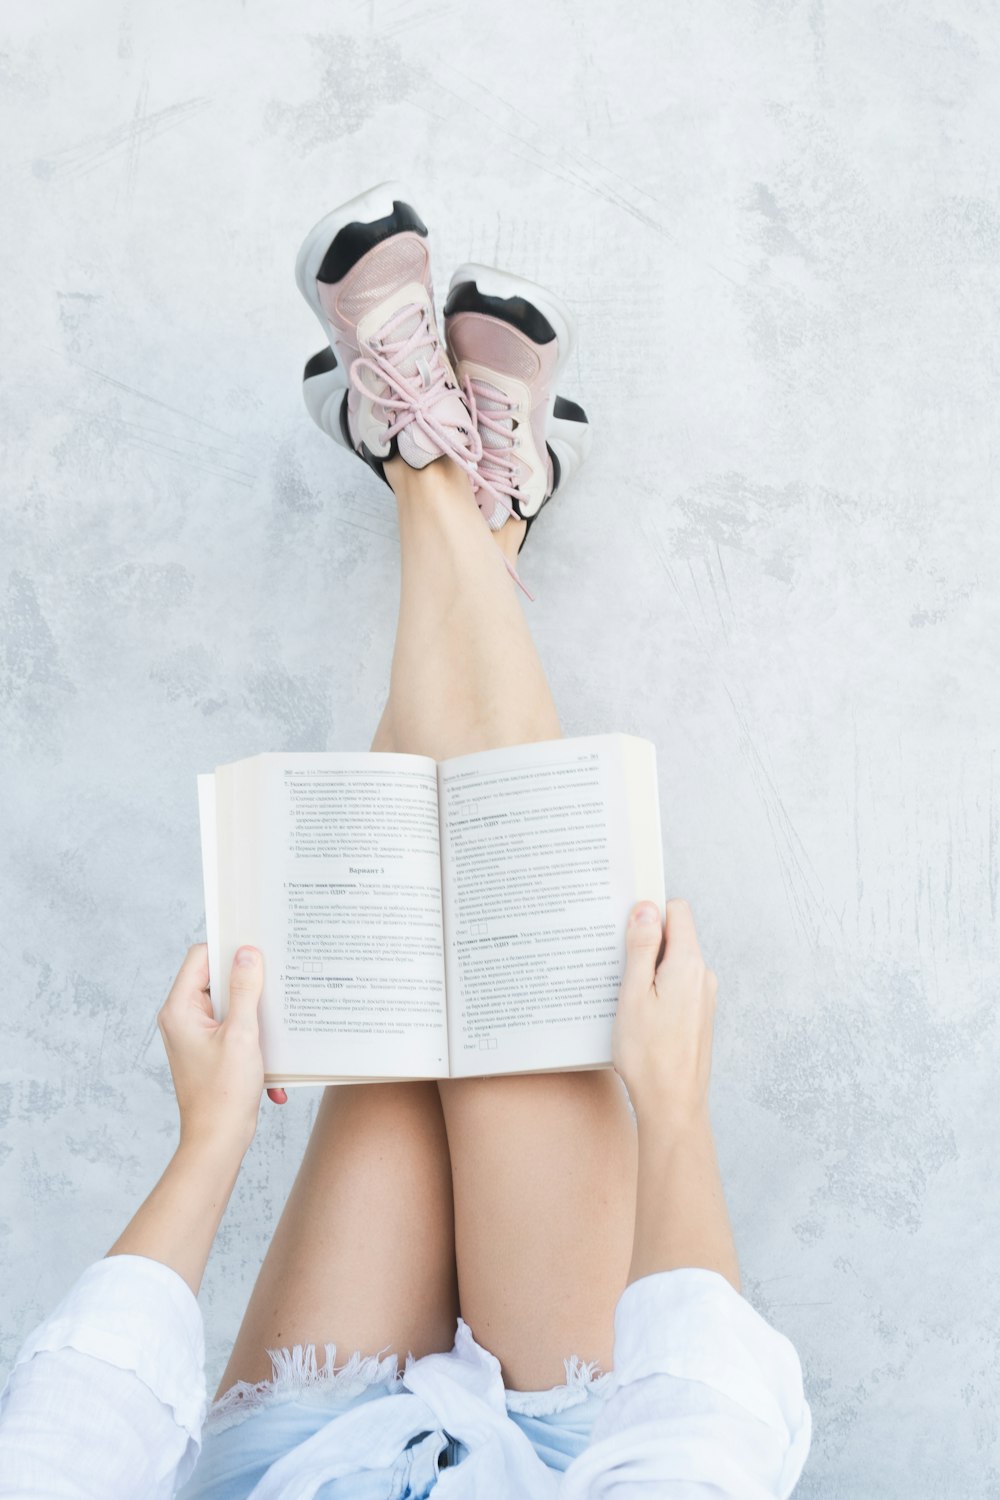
[471, 381, 519, 526]
[367, 303, 476, 468]
[372, 305, 426, 379]
[475, 380, 515, 451]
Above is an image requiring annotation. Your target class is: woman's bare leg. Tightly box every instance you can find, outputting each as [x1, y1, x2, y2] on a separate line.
[214, 1076, 458, 1397]
[387, 456, 638, 1392]
[214, 693, 456, 1396]
[387, 463, 557, 758]
[218, 455, 634, 1401]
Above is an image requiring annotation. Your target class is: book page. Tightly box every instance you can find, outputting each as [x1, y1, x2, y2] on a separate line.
[438, 734, 664, 1077]
[205, 752, 449, 1084]
[197, 773, 222, 1026]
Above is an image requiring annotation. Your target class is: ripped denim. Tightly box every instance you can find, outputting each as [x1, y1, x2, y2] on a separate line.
[207, 1338, 612, 1433]
[178, 1331, 614, 1500]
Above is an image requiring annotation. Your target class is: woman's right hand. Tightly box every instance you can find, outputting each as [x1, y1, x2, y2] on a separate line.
[612, 898, 719, 1125]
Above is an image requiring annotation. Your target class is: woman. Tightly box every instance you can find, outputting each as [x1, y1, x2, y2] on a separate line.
[0, 185, 811, 1498]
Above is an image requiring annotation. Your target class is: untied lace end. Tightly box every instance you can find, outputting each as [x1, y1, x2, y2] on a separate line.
[502, 551, 534, 601]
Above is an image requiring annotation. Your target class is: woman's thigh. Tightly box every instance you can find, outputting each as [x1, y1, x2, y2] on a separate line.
[436, 1069, 638, 1392]
[214, 1082, 459, 1400]
[372, 483, 639, 1394]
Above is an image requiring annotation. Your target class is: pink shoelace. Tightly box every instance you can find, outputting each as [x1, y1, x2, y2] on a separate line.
[461, 375, 522, 517]
[350, 305, 534, 601]
[460, 375, 535, 601]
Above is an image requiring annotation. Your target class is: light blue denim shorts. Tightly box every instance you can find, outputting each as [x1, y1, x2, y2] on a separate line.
[177, 1342, 610, 1500]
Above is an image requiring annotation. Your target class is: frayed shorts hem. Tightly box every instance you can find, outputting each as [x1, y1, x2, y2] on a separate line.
[206, 1336, 613, 1436]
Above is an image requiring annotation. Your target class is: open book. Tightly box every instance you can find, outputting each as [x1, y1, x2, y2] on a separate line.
[197, 734, 664, 1085]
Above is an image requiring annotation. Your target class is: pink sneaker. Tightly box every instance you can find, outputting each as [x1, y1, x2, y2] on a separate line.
[443, 264, 592, 549]
[295, 182, 480, 483]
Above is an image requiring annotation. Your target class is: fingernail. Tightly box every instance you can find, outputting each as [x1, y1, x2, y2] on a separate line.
[235, 947, 257, 967]
[634, 904, 659, 925]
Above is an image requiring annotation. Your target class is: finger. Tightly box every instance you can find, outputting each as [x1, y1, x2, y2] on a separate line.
[267, 1087, 288, 1105]
[160, 944, 211, 1016]
[188, 985, 217, 1022]
[178, 943, 210, 988]
[662, 898, 704, 963]
[620, 901, 663, 997]
[225, 947, 264, 1030]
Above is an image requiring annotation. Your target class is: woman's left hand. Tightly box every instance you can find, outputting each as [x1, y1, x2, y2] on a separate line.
[157, 944, 287, 1156]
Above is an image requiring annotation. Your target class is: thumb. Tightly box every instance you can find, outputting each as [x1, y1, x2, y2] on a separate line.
[621, 902, 663, 995]
[226, 947, 263, 1030]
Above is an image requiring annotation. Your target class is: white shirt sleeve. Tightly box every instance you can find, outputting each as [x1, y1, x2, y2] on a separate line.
[561, 1268, 812, 1499]
[0, 1253, 207, 1499]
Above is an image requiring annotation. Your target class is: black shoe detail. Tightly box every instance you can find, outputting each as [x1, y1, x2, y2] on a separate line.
[553, 394, 587, 423]
[444, 281, 556, 344]
[304, 347, 338, 381]
[359, 435, 397, 488]
[331, 384, 395, 486]
[318, 201, 428, 284]
[548, 442, 561, 495]
[338, 391, 353, 449]
[517, 446, 561, 555]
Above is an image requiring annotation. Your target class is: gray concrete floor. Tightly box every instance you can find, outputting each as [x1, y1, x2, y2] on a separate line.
[2, 3, 997, 1495]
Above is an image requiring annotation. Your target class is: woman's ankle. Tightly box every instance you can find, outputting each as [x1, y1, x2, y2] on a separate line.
[386, 453, 477, 507]
[387, 454, 528, 566]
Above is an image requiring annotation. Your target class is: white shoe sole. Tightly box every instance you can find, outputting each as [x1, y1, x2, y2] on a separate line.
[548, 402, 593, 493]
[302, 354, 350, 449]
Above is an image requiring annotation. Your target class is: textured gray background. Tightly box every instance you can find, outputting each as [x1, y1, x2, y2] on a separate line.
[2, 1, 997, 1495]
